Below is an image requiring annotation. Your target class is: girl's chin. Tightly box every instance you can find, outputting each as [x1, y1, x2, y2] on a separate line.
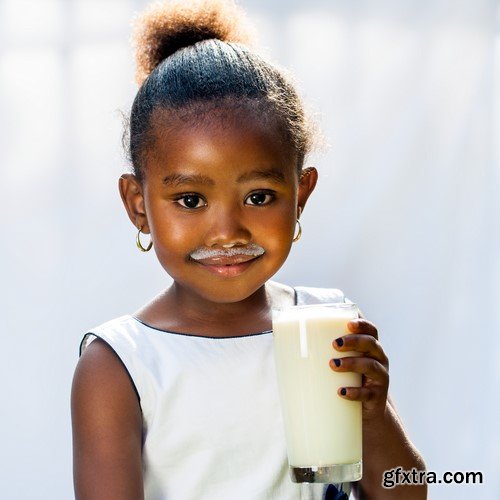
[171, 277, 269, 305]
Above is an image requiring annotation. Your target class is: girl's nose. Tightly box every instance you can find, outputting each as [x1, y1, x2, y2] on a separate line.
[204, 208, 251, 248]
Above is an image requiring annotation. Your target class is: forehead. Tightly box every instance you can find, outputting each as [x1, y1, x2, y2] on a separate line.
[144, 105, 297, 180]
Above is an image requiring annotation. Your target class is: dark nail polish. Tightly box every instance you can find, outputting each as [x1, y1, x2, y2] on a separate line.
[335, 337, 344, 347]
[340, 388, 347, 396]
[333, 358, 341, 367]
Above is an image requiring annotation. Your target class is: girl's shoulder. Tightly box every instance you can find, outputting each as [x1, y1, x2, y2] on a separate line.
[293, 284, 346, 305]
[79, 314, 138, 356]
[267, 280, 346, 306]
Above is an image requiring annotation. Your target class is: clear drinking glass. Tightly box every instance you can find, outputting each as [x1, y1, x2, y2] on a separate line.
[272, 302, 362, 484]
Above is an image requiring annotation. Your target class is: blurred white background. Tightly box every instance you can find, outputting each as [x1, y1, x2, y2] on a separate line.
[1, 0, 499, 498]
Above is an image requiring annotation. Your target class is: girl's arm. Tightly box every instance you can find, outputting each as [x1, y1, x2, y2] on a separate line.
[71, 339, 144, 500]
[353, 395, 427, 499]
[331, 320, 427, 499]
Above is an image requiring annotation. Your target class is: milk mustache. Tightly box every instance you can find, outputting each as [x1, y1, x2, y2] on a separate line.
[272, 303, 362, 481]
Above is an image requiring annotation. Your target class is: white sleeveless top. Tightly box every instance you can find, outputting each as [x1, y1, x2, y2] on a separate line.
[80, 286, 351, 500]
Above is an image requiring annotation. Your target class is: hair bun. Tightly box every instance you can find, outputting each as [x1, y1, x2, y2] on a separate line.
[133, 0, 255, 85]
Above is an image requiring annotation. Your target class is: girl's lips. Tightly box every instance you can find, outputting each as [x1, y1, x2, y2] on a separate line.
[194, 254, 258, 266]
[192, 254, 262, 277]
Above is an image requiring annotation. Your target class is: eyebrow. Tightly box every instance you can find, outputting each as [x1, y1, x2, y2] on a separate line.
[236, 168, 286, 184]
[162, 173, 215, 187]
[162, 168, 286, 187]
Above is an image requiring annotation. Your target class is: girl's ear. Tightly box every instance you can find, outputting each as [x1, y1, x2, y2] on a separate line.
[297, 167, 318, 217]
[118, 174, 150, 233]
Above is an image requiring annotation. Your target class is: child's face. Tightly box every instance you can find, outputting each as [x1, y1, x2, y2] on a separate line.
[121, 110, 317, 304]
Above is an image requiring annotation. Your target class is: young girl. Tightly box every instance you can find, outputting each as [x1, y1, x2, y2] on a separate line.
[71, 1, 426, 498]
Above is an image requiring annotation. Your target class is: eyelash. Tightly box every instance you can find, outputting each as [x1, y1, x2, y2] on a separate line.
[173, 191, 276, 209]
[173, 193, 207, 209]
[245, 191, 276, 206]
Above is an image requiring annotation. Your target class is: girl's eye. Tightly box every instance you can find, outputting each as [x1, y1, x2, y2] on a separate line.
[175, 194, 207, 209]
[245, 192, 275, 206]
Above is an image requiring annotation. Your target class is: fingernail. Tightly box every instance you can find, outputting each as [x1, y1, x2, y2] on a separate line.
[333, 358, 341, 367]
[340, 388, 347, 396]
[335, 337, 344, 347]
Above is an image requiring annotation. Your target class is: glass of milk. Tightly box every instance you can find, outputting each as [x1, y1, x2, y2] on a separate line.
[272, 302, 362, 483]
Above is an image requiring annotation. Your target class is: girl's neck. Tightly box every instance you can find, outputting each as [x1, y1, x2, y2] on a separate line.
[168, 281, 272, 327]
[134, 281, 295, 337]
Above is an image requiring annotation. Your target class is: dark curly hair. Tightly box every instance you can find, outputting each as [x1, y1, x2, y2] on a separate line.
[126, 0, 321, 182]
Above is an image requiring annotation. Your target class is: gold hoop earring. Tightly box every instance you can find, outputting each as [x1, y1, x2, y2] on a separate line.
[292, 219, 302, 243]
[136, 226, 153, 252]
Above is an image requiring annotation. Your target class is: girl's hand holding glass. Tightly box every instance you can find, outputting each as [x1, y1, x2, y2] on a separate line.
[330, 319, 389, 422]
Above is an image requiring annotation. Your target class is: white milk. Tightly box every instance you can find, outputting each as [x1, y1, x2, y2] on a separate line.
[272, 304, 362, 470]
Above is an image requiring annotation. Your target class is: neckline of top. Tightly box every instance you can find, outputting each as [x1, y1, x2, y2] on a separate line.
[129, 315, 273, 339]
